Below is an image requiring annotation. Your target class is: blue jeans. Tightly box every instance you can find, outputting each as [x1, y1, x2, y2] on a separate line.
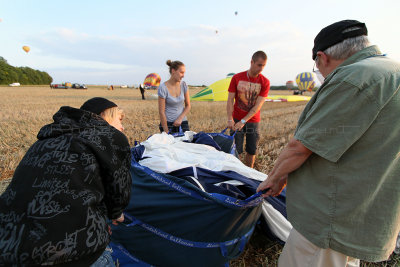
[90, 246, 115, 267]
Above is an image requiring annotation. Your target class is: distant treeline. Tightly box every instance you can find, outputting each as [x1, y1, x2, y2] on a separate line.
[270, 85, 296, 90]
[271, 85, 320, 91]
[0, 56, 53, 85]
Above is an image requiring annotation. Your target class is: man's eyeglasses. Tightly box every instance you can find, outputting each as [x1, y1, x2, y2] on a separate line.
[312, 56, 325, 84]
[313, 56, 318, 73]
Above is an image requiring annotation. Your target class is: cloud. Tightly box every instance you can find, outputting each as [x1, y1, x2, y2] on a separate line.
[26, 21, 314, 85]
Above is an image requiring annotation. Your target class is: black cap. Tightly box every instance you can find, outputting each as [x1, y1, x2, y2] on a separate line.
[80, 97, 117, 115]
[312, 20, 368, 60]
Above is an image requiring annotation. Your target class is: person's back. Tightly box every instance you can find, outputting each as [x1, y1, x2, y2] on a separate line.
[0, 103, 131, 265]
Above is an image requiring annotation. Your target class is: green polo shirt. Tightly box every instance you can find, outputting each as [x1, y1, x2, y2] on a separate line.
[288, 45, 400, 261]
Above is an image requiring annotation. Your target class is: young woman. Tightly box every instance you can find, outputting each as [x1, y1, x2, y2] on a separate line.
[158, 60, 191, 133]
[0, 97, 131, 266]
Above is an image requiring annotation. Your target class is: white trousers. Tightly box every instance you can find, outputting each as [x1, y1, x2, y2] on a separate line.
[278, 228, 360, 267]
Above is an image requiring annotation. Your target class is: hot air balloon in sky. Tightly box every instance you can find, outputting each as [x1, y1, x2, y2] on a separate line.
[143, 73, 161, 89]
[22, 46, 30, 53]
[286, 80, 294, 90]
[235, 11, 238, 16]
[296, 72, 316, 92]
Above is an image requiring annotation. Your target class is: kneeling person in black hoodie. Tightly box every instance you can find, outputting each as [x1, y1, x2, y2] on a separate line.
[0, 97, 132, 266]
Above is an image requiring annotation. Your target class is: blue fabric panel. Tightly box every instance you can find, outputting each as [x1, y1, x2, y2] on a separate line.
[131, 145, 145, 161]
[119, 139, 288, 266]
[111, 158, 263, 267]
[168, 167, 260, 200]
[169, 167, 260, 191]
[209, 134, 236, 155]
[192, 132, 222, 151]
[109, 242, 153, 267]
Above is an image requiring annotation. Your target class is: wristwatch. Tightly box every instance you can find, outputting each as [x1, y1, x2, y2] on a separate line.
[240, 119, 246, 124]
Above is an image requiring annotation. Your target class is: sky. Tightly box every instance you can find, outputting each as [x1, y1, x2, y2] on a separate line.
[1, 0, 400, 86]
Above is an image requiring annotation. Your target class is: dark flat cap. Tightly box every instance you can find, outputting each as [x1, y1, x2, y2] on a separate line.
[312, 20, 368, 60]
[80, 97, 117, 115]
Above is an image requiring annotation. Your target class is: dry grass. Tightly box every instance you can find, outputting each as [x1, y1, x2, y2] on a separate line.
[0, 86, 398, 266]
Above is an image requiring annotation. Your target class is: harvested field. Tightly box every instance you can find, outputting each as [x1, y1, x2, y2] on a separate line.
[0, 86, 305, 182]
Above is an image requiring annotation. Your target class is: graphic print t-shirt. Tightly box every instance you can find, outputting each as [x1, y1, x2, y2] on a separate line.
[228, 71, 270, 123]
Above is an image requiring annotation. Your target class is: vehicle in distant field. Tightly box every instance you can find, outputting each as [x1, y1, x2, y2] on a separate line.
[51, 83, 87, 89]
[51, 84, 68, 89]
[293, 89, 304, 95]
[72, 83, 87, 89]
[9, 82, 21, 87]
[120, 85, 128, 88]
[144, 85, 158, 90]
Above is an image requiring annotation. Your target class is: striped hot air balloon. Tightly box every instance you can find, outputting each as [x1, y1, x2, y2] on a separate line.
[295, 72, 316, 92]
[143, 73, 161, 89]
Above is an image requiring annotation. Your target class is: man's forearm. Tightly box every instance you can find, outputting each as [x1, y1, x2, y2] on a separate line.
[269, 138, 312, 181]
[227, 102, 234, 120]
[242, 106, 259, 122]
[242, 97, 265, 122]
[257, 138, 312, 196]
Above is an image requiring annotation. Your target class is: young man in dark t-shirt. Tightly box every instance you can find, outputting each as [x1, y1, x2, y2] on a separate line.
[227, 51, 270, 168]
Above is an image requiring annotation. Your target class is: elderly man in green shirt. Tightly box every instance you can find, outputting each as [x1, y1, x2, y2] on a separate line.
[258, 20, 400, 266]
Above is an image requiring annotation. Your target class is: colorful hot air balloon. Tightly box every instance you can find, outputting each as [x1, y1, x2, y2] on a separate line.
[295, 72, 316, 92]
[22, 46, 30, 53]
[235, 11, 238, 16]
[286, 80, 294, 90]
[143, 73, 161, 89]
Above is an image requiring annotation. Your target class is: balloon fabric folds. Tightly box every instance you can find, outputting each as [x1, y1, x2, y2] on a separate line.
[191, 73, 312, 102]
[295, 72, 316, 91]
[191, 74, 234, 101]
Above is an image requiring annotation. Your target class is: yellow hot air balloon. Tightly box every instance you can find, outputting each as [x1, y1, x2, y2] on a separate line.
[22, 46, 30, 53]
[295, 72, 316, 92]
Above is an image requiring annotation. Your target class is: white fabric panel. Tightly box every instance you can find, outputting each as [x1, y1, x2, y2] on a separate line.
[139, 133, 267, 182]
[262, 201, 292, 242]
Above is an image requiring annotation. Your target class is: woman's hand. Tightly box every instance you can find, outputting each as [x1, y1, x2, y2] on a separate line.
[173, 118, 183, 127]
[227, 120, 235, 130]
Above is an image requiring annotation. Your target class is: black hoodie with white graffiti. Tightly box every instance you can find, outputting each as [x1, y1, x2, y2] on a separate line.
[0, 106, 132, 266]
